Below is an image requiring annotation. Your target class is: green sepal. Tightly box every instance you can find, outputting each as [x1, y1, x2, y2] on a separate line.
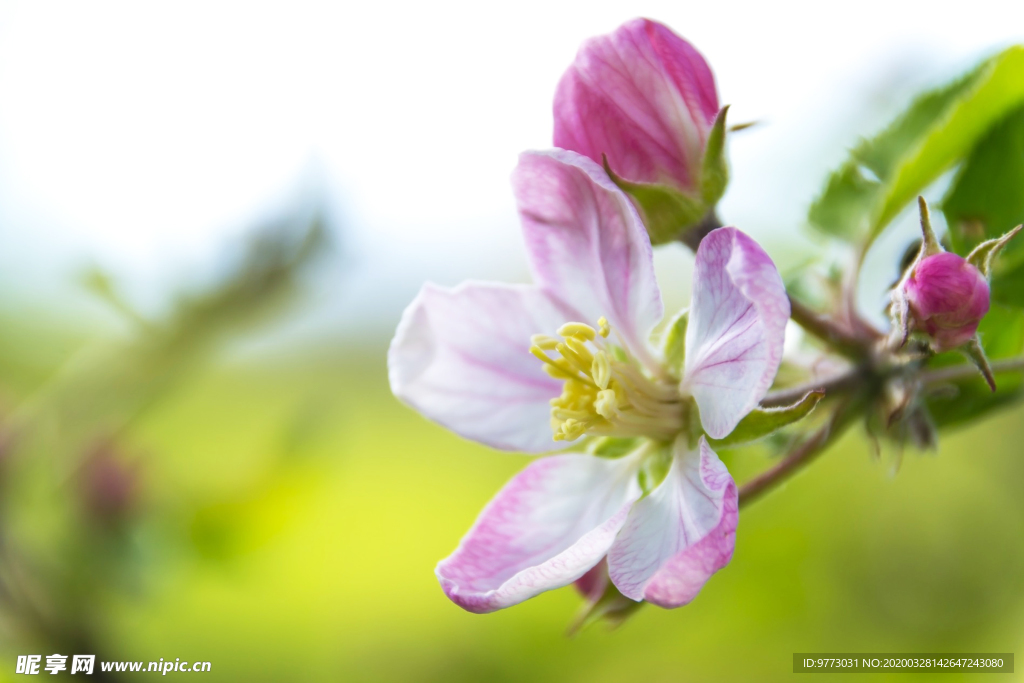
[966, 225, 1022, 277]
[602, 156, 705, 245]
[708, 390, 825, 448]
[637, 442, 673, 495]
[961, 336, 997, 392]
[587, 437, 642, 459]
[916, 196, 943, 256]
[660, 309, 689, 378]
[567, 573, 643, 636]
[700, 105, 730, 206]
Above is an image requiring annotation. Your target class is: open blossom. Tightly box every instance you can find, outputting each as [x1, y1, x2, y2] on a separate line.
[553, 18, 720, 197]
[904, 252, 990, 352]
[389, 149, 788, 613]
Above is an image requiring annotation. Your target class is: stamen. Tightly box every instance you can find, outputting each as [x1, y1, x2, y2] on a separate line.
[532, 316, 683, 443]
[530, 334, 560, 350]
[591, 352, 611, 389]
[557, 322, 597, 340]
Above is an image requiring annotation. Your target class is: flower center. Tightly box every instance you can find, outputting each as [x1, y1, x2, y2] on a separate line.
[530, 317, 684, 443]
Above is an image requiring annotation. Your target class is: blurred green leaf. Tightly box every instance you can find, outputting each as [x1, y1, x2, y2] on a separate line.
[927, 304, 1024, 428]
[943, 105, 1024, 306]
[810, 47, 1024, 245]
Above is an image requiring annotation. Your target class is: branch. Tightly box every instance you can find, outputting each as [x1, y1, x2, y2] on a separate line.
[738, 396, 860, 507]
[760, 368, 864, 407]
[787, 295, 869, 360]
[919, 356, 1024, 385]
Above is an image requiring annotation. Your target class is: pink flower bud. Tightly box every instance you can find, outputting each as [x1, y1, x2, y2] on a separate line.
[553, 18, 720, 194]
[904, 252, 990, 352]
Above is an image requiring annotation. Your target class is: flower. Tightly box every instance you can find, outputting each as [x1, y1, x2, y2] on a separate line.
[904, 252, 990, 352]
[553, 19, 727, 243]
[389, 149, 788, 613]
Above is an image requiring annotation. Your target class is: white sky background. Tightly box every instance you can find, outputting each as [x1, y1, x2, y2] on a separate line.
[0, 0, 1022, 339]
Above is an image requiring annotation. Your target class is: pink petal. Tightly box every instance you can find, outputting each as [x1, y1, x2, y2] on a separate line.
[437, 453, 643, 613]
[607, 437, 737, 608]
[553, 18, 719, 191]
[512, 149, 662, 364]
[388, 281, 573, 453]
[683, 227, 789, 439]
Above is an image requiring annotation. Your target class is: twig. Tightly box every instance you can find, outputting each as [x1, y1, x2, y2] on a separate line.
[760, 368, 865, 407]
[787, 295, 869, 360]
[738, 396, 861, 507]
[919, 357, 1024, 385]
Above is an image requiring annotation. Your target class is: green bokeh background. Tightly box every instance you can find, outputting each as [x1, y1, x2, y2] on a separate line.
[2, 321, 1020, 681]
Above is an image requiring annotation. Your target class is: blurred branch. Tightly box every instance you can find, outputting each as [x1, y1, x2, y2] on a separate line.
[738, 394, 864, 508]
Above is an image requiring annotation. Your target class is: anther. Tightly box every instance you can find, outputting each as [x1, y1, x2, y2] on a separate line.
[557, 322, 597, 340]
[597, 317, 610, 338]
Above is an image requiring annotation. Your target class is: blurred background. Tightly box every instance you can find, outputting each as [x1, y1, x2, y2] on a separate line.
[0, 0, 1023, 680]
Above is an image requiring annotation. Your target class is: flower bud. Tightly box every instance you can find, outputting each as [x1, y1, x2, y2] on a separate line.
[553, 19, 726, 244]
[904, 251, 990, 352]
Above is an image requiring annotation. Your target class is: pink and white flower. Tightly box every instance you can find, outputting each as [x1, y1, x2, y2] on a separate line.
[388, 149, 788, 613]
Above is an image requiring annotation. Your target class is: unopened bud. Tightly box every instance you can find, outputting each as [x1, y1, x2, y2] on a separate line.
[904, 252, 990, 352]
[554, 19, 727, 244]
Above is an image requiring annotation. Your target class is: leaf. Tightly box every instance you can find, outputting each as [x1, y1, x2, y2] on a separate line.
[709, 390, 824, 448]
[926, 303, 1024, 427]
[660, 309, 688, 378]
[810, 47, 1024, 245]
[944, 105, 1024, 254]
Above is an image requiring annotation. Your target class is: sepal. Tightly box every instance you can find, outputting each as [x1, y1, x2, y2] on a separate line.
[708, 390, 824, 448]
[602, 156, 705, 245]
[700, 106, 730, 206]
[962, 335, 997, 392]
[966, 224, 1022, 277]
[568, 561, 643, 636]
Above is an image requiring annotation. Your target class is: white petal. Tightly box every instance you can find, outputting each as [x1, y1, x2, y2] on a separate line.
[512, 149, 663, 364]
[437, 453, 643, 613]
[683, 227, 789, 439]
[388, 281, 571, 452]
[607, 437, 737, 608]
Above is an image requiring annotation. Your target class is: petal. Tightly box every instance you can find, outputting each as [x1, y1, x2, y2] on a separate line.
[388, 281, 571, 453]
[683, 227, 789, 439]
[607, 437, 737, 608]
[512, 149, 663, 363]
[437, 453, 643, 613]
[553, 18, 719, 191]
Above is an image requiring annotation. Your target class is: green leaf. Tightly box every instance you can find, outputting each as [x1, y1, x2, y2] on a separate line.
[709, 390, 824, 448]
[660, 309, 688, 378]
[926, 303, 1024, 427]
[602, 157, 705, 245]
[810, 47, 1024, 245]
[944, 105, 1024, 255]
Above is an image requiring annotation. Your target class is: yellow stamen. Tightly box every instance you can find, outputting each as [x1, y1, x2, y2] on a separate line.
[557, 322, 597, 340]
[532, 316, 683, 443]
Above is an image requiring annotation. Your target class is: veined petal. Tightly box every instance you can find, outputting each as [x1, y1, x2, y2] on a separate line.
[512, 149, 663, 363]
[388, 281, 571, 453]
[553, 18, 719, 191]
[437, 453, 643, 613]
[607, 437, 737, 608]
[683, 227, 789, 439]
